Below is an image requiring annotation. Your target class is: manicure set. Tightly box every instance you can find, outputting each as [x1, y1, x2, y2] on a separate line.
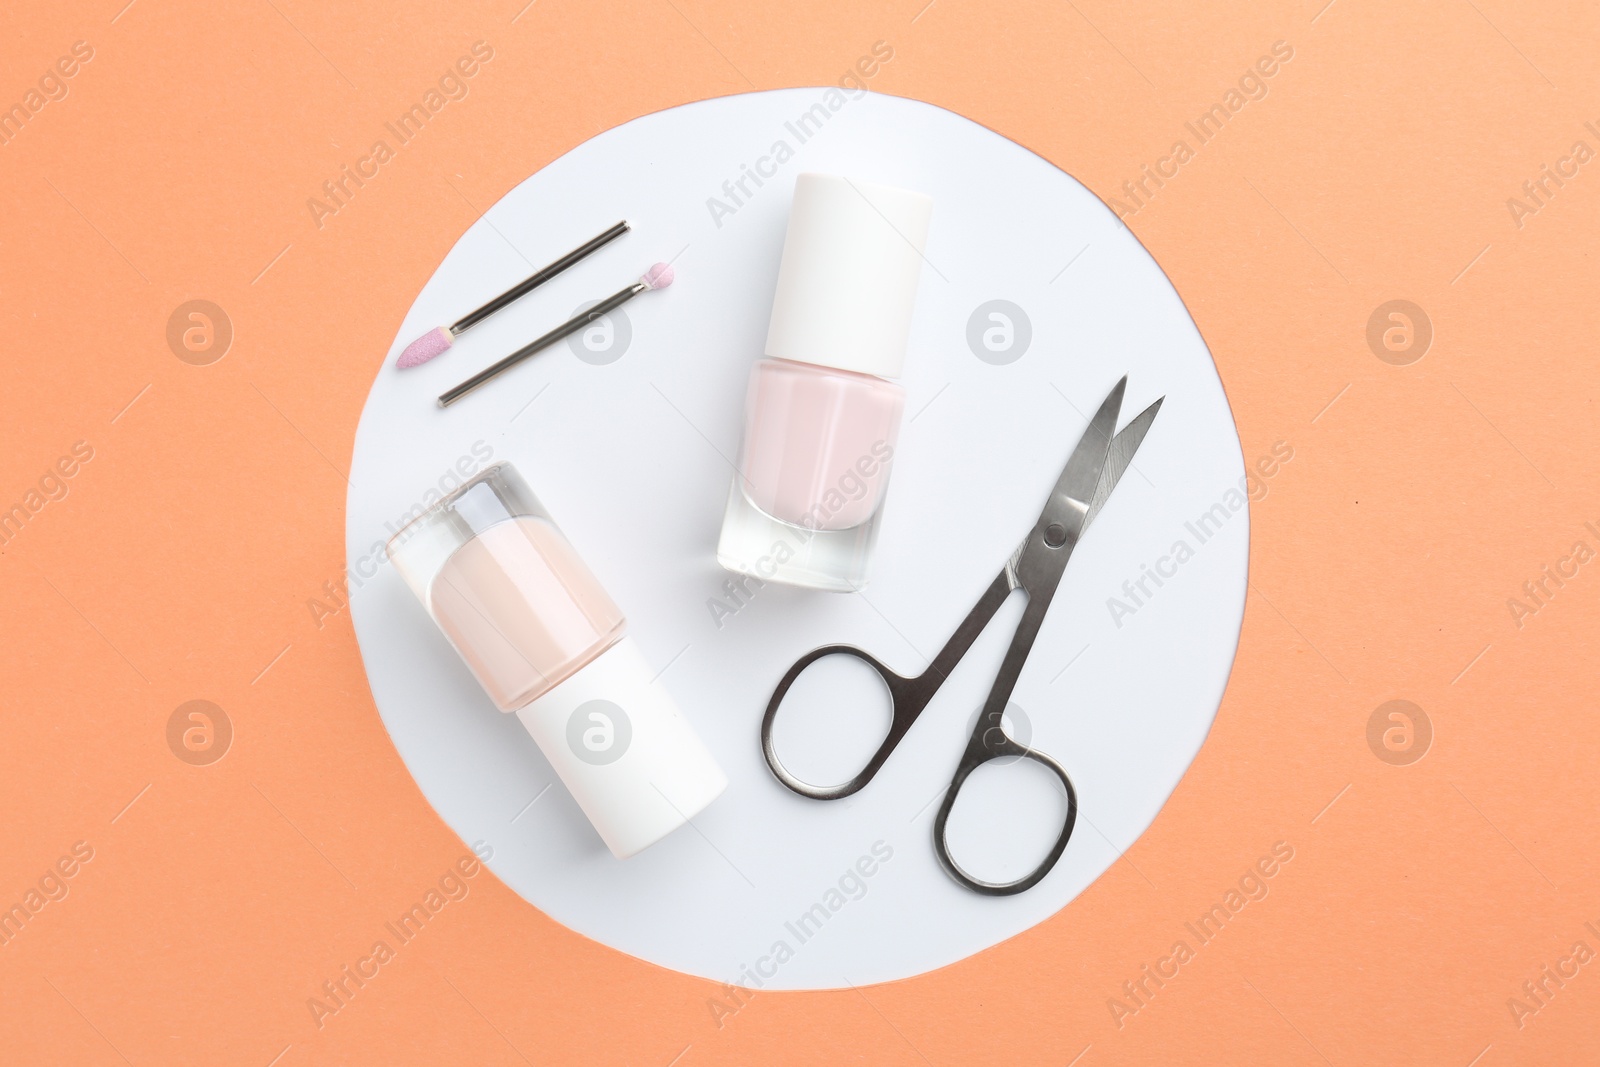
[387, 173, 1163, 895]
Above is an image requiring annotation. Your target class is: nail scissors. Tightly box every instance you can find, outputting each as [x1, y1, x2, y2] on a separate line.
[760, 378, 1162, 895]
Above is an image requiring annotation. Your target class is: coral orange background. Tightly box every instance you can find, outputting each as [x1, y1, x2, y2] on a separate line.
[3, 1, 1597, 1063]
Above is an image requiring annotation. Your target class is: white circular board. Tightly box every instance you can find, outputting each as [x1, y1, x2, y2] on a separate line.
[349, 89, 1247, 989]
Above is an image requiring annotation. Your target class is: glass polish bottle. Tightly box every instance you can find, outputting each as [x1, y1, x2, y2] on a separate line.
[388, 464, 726, 858]
[716, 172, 933, 590]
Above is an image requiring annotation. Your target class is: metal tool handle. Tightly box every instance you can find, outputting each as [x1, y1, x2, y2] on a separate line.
[930, 578, 1076, 894]
[761, 645, 923, 800]
[762, 571, 1016, 802]
[450, 220, 629, 335]
[932, 734, 1078, 896]
[438, 282, 644, 407]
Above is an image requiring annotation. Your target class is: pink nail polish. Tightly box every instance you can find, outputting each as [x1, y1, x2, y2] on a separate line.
[717, 173, 933, 591]
[388, 465, 727, 858]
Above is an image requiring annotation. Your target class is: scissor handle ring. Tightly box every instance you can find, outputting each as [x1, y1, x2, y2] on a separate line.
[761, 644, 916, 801]
[932, 740, 1078, 896]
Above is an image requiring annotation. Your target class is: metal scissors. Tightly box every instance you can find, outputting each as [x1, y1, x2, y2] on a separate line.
[760, 377, 1162, 896]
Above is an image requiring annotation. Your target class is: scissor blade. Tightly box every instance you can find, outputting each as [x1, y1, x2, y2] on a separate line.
[1084, 396, 1163, 529]
[1048, 376, 1125, 532]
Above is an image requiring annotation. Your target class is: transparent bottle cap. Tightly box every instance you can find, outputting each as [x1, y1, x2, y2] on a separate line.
[386, 464, 551, 603]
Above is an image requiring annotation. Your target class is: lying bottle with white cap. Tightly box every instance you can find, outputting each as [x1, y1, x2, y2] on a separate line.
[388, 464, 726, 858]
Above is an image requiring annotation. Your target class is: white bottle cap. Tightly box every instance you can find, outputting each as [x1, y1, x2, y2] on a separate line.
[515, 636, 728, 859]
[764, 173, 933, 380]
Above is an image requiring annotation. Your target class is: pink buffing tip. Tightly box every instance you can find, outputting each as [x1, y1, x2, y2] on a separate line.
[641, 262, 675, 290]
[397, 326, 454, 369]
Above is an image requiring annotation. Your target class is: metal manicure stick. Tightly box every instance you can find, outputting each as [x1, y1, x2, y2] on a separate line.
[760, 377, 1163, 896]
[437, 264, 672, 407]
[450, 220, 629, 337]
[438, 260, 675, 406]
[397, 221, 630, 369]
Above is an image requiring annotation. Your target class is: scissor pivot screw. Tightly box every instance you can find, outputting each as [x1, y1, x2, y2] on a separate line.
[1043, 523, 1067, 548]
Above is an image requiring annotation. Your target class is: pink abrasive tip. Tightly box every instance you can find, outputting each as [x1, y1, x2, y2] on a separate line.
[641, 262, 675, 290]
[397, 326, 454, 369]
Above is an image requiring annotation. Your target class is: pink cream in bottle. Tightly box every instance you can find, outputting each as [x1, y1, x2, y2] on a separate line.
[716, 173, 933, 590]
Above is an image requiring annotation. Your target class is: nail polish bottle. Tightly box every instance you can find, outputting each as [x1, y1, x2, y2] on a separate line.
[388, 464, 727, 858]
[717, 173, 933, 591]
